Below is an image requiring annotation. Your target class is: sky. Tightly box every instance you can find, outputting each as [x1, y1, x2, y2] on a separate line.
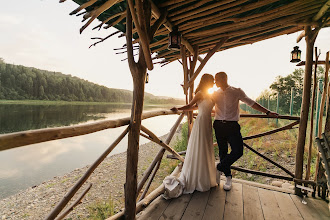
[0, 0, 329, 99]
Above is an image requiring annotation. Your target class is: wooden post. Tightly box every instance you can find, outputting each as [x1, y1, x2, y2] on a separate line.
[187, 46, 198, 138]
[295, 26, 318, 195]
[276, 93, 279, 126]
[306, 47, 318, 180]
[290, 87, 294, 116]
[181, 45, 191, 137]
[314, 51, 330, 182]
[125, 1, 149, 218]
[315, 79, 323, 136]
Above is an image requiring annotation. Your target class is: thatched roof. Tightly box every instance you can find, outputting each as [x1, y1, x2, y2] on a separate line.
[62, 0, 330, 65]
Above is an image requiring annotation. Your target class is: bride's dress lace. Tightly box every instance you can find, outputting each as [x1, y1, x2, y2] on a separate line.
[163, 98, 217, 199]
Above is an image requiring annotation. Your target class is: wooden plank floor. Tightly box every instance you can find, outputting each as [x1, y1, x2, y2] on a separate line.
[137, 182, 329, 220]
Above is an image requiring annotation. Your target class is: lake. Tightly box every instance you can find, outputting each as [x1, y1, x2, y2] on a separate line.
[0, 102, 181, 199]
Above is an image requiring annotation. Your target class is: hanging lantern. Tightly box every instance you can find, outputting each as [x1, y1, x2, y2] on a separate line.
[145, 73, 149, 83]
[290, 46, 301, 63]
[168, 26, 181, 51]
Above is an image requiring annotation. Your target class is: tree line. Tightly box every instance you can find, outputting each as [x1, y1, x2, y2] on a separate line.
[242, 66, 326, 115]
[0, 58, 184, 105]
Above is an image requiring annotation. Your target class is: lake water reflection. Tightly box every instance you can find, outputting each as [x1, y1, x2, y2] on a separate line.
[0, 103, 180, 199]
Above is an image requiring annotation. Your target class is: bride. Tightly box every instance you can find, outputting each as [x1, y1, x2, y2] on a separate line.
[163, 74, 218, 199]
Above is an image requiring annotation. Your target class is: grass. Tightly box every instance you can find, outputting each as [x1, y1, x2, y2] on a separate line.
[172, 113, 319, 184]
[87, 195, 115, 220]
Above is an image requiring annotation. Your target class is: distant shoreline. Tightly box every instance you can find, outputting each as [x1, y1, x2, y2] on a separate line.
[0, 99, 177, 106]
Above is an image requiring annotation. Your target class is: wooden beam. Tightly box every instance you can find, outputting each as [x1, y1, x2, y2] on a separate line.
[296, 30, 306, 43]
[69, 0, 97, 15]
[180, 0, 311, 36]
[55, 183, 92, 220]
[147, 0, 202, 61]
[45, 127, 129, 220]
[0, 110, 179, 151]
[185, 37, 228, 89]
[140, 125, 185, 162]
[296, 60, 330, 66]
[297, 0, 330, 42]
[107, 165, 181, 220]
[137, 113, 184, 200]
[231, 166, 293, 181]
[181, 45, 188, 96]
[313, 0, 330, 21]
[79, 0, 121, 33]
[306, 47, 320, 180]
[243, 143, 294, 178]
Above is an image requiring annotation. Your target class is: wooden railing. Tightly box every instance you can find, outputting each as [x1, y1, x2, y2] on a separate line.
[0, 111, 308, 219]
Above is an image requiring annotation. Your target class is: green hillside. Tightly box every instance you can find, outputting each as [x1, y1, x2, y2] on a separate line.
[0, 58, 183, 105]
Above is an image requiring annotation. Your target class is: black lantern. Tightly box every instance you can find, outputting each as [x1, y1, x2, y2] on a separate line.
[290, 46, 301, 63]
[168, 26, 181, 51]
[146, 73, 149, 83]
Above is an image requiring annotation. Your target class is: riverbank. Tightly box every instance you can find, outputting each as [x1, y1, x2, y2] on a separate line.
[0, 129, 181, 220]
[0, 99, 180, 107]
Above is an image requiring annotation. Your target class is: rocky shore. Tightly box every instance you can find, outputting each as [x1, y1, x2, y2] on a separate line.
[0, 130, 181, 220]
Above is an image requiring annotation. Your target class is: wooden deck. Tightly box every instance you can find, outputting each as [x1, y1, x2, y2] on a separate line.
[137, 181, 329, 220]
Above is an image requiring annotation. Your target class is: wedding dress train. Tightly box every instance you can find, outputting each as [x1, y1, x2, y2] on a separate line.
[163, 98, 217, 199]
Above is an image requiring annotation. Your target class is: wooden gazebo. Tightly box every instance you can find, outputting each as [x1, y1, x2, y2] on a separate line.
[0, 0, 330, 219]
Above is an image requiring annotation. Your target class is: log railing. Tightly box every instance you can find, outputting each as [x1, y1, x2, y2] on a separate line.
[0, 109, 183, 220]
[169, 114, 300, 184]
[0, 110, 179, 151]
[0, 111, 315, 219]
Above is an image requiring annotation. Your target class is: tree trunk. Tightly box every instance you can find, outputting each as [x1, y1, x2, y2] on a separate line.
[125, 66, 146, 219]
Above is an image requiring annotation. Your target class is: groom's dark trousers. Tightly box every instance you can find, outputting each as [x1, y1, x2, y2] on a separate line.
[213, 120, 243, 177]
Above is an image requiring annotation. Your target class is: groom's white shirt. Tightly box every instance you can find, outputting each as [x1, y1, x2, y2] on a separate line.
[213, 86, 255, 121]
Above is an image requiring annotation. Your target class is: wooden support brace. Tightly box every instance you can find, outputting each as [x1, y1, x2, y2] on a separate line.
[185, 37, 228, 89]
[55, 183, 92, 220]
[80, 0, 120, 33]
[231, 166, 293, 181]
[140, 125, 185, 162]
[147, 0, 203, 62]
[107, 165, 181, 220]
[243, 143, 295, 177]
[45, 126, 129, 220]
[297, 0, 330, 43]
[127, 0, 153, 70]
[69, 0, 97, 15]
[181, 45, 188, 96]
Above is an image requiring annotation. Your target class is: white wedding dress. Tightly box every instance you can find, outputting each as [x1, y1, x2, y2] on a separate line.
[163, 97, 217, 199]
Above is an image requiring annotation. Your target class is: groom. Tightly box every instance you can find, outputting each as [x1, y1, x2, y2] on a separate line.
[213, 72, 278, 191]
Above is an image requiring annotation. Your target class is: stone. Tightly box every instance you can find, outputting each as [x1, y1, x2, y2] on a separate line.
[282, 182, 293, 189]
[271, 181, 283, 187]
[2, 215, 6, 220]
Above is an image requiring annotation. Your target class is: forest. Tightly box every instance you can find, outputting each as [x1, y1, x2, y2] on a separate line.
[0, 58, 183, 105]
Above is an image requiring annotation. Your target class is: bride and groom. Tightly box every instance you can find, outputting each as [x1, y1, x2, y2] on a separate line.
[163, 72, 278, 199]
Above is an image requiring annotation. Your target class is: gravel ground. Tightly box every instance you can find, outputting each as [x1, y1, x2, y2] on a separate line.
[0, 129, 181, 220]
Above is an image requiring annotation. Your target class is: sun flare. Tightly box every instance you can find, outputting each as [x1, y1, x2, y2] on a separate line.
[208, 87, 215, 94]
